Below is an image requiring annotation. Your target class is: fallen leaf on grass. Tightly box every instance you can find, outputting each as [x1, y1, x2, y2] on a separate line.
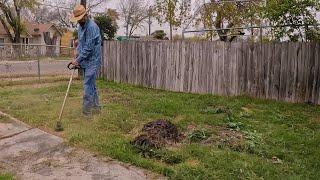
[272, 156, 283, 164]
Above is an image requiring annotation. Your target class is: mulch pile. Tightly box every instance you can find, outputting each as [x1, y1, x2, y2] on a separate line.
[131, 120, 182, 150]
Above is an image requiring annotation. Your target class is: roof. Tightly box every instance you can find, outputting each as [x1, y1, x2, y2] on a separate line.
[25, 23, 62, 36]
[0, 22, 62, 37]
[0, 23, 9, 35]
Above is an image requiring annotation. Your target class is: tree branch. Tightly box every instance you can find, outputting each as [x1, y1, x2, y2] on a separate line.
[0, 16, 14, 42]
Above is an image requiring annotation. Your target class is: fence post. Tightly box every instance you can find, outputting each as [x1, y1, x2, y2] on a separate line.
[20, 43, 22, 58]
[101, 42, 104, 79]
[10, 44, 13, 55]
[37, 46, 41, 82]
[37, 58, 40, 82]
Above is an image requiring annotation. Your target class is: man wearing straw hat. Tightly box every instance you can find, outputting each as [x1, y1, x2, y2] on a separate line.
[70, 5, 102, 118]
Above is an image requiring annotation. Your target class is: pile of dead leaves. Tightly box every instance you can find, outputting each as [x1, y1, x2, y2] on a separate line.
[131, 120, 183, 155]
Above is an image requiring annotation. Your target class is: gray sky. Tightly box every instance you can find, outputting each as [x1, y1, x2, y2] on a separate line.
[103, 0, 320, 37]
[44, 0, 320, 37]
[104, 0, 196, 36]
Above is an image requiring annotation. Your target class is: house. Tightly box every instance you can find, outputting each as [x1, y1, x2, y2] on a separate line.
[60, 30, 74, 47]
[0, 23, 33, 44]
[0, 22, 63, 56]
[60, 29, 76, 57]
[0, 22, 62, 45]
[25, 23, 62, 45]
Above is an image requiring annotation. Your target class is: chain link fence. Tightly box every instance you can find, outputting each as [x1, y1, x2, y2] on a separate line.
[0, 43, 77, 85]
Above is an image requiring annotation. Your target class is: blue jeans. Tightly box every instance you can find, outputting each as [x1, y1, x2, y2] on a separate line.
[82, 65, 100, 115]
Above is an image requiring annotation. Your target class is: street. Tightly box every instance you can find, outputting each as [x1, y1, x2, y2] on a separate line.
[0, 60, 75, 77]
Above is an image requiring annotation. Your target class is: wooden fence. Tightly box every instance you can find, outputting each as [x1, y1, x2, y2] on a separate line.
[103, 41, 320, 105]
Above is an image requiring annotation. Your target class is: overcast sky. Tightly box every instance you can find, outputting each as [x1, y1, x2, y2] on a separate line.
[97, 0, 320, 37]
[103, 0, 200, 36]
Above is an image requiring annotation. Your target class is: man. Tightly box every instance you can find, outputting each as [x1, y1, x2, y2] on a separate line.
[70, 5, 102, 117]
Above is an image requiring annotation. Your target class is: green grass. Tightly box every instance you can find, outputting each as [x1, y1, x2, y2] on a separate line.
[0, 76, 70, 87]
[0, 173, 14, 180]
[0, 79, 319, 179]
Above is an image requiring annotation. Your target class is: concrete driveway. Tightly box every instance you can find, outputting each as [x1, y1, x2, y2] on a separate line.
[0, 111, 163, 180]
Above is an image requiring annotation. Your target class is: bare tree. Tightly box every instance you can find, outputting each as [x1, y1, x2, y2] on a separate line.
[0, 0, 38, 43]
[119, 0, 148, 38]
[29, 0, 108, 28]
[87, 0, 107, 11]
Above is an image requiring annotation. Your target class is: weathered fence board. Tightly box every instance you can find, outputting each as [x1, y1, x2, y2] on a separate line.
[103, 41, 320, 105]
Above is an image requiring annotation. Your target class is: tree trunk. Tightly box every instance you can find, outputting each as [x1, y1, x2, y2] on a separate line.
[0, 18, 14, 42]
[126, 23, 129, 37]
[14, 9, 21, 43]
[169, 23, 173, 40]
[80, 0, 87, 80]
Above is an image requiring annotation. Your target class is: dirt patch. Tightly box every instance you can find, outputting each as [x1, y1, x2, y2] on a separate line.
[172, 115, 184, 124]
[186, 159, 200, 168]
[204, 127, 246, 151]
[0, 114, 11, 123]
[104, 92, 132, 106]
[185, 124, 249, 152]
[309, 117, 320, 125]
[132, 120, 183, 149]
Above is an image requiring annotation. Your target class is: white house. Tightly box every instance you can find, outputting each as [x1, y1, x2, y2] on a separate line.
[0, 22, 62, 56]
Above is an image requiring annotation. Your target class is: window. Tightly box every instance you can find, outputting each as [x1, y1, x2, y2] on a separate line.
[0, 38, 4, 47]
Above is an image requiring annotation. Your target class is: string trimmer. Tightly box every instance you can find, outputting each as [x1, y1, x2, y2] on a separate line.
[55, 63, 80, 132]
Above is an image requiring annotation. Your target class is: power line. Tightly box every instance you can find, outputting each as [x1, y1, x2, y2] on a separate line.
[183, 23, 320, 34]
[37, 2, 101, 14]
[182, 0, 263, 38]
[211, 0, 261, 3]
[37, 2, 71, 10]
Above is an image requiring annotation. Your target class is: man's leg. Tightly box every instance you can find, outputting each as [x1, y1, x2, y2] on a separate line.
[92, 68, 101, 114]
[83, 68, 95, 117]
[92, 85, 101, 114]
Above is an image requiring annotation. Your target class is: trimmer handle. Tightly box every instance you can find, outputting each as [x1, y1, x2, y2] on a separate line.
[67, 62, 81, 70]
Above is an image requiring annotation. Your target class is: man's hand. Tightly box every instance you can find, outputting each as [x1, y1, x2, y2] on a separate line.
[71, 59, 79, 66]
[74, 51, 79, 58]
[68, 60, 80, 69]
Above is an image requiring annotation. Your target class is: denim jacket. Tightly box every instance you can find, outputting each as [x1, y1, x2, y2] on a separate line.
[76, 19, 102, 69]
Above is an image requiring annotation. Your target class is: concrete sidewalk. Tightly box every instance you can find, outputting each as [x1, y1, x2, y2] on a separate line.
[0, 111, 162, 180]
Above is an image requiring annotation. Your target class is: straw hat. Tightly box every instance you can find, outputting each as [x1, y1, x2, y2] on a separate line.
[70, 5, 87, 23]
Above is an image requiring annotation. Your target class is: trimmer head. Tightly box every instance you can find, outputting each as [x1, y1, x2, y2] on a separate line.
[55, 121, 64, 132]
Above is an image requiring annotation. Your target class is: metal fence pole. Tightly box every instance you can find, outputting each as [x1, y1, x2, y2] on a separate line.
[37, 58, 41, 82]
[37, 46, 41, 82]
[101, 43, 104, 80]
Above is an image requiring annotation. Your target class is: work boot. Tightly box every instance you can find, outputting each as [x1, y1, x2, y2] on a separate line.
[83, 108, 92, 119]
[92, 106, 101, 115]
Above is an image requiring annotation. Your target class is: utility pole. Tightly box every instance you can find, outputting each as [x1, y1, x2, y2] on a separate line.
[81, 0, 86, 8]
[78, 0, 86, 79]
[148, 7, 152, 36]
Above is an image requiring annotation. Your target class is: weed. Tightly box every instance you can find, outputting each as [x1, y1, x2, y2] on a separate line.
[226, 122, 244, 131]
[187, 129, 211, 143]
[201, 106, 227, 114]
